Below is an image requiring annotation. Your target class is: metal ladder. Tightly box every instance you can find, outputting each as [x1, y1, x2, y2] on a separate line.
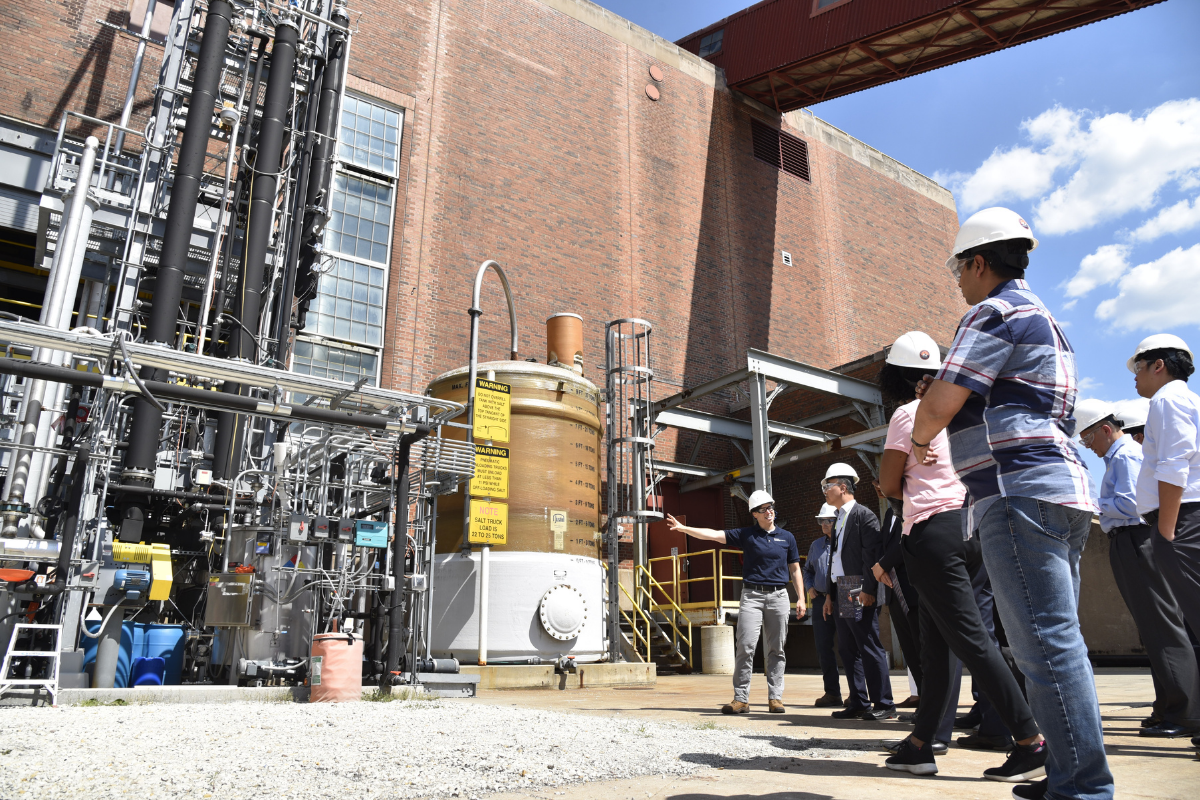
[0, 624, 63, 705]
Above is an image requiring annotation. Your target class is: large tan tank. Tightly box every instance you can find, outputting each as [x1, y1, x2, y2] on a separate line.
[427, 361, 602, 558]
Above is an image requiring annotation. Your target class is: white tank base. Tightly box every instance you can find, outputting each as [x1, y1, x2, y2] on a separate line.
[431, 551, 607, 663]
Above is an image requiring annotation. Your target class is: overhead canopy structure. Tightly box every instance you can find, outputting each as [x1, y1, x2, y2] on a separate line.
[676, 0, 1165, 111]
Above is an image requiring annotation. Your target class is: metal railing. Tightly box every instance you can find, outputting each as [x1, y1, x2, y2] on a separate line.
[611, 563, 693, 667]
[647, 549, 805, 613]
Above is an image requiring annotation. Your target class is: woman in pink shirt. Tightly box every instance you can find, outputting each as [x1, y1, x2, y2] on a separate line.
[878, 332, 1046, 783]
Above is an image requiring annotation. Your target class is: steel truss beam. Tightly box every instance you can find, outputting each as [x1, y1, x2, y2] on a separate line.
[652, 348, 884, 496]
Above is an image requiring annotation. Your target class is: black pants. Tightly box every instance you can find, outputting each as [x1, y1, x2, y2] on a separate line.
[903, 509, 1039, 744]
[1110, 522, 1200, 726]
[887, 563, 923, 693]
[811, 591, 845, 697]
[1151, 504, 1200, 728]
[835, 603, 894, 710]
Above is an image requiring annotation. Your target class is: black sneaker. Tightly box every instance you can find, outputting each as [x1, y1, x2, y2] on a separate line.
[957, 733, 1012, 751]
[984, 740, 1048, 783]
[898, 712, 917, 724]
[885, 737, 938, 775]
[884, 738, 947, 755]
[1012, 779, 1048, 800]
[862, 705, 898, 721]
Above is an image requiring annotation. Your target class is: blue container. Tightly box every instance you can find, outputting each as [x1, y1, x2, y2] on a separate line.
[130, 656, 166, 686]
[82, 620, 136, 688]
[141, 624, 186, 685]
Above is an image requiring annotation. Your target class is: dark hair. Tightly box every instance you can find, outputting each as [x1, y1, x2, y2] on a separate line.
[879, 363, 927, 407]
[1102, 414, 1123, 432]
[834, 477, 855, 494]
[962, 238, 1030, 281]
[1138, 347, 1195, 382]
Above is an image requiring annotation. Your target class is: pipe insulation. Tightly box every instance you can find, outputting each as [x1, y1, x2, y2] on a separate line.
[213, 16, 298, 481]
[385, 425, 431, 684]
[123, 0, 233, 520]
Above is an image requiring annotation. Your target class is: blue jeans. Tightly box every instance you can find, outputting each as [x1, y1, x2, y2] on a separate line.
[979, 496, 1114, 800]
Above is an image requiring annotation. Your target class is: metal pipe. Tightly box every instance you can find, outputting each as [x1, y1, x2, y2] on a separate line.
[210, 34, 270, 355]
[0, 360, 408, 433]
[123, 0, 233, 535]
[385, 425, 430, 684]
[477, 545, 490, 666]
[1, 137, 99, 535]
[458, 260, 518, 551]
[293, 0, 349, 331]
[270, 53, 325, 365]
[113, 0, 158, 157]
[213, 16, 298, 480]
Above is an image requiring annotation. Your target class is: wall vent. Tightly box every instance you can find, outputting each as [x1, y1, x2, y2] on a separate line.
[751, 119, 811, 182]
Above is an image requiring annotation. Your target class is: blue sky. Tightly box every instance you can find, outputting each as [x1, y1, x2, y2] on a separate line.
[597, 0, 1200, 476]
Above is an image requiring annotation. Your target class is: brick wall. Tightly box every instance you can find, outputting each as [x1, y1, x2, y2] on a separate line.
[2, 0, 965, 524]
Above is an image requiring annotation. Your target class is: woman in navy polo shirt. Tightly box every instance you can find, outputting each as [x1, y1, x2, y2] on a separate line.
[667, 490, 805, 714]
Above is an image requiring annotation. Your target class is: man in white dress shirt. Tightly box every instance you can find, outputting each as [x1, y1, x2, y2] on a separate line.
[1130, 334, 1200, 747]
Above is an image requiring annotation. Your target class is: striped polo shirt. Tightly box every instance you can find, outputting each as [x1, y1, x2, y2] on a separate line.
[937, 279, 1096, 532]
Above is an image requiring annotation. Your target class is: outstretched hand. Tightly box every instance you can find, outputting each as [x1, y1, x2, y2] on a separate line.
[665, 513, 682, 531]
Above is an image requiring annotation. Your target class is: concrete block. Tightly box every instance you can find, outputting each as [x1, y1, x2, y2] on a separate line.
[575, 662, 655, 688]
[460, 665, 558, 690]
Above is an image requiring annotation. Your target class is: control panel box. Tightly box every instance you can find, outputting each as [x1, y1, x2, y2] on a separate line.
[354, 520, 388, 548]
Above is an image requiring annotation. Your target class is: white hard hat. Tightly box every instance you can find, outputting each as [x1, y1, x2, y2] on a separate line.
[1113, 398, 1148, 430]
[746, 489, 775, 510]
[1074, 398, 1114, 436]
[887, 331, 942, 370]
[946, 207, 1039, 271]
[823, 463, 859, 484]
[1126, 334, 1194, 373]
[815, 503, 837, 519]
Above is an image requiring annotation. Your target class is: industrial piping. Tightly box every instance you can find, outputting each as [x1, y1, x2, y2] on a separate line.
[385, 425, 431, 684]
[121, 0, 233, 541]
[213, 16, 299, 480]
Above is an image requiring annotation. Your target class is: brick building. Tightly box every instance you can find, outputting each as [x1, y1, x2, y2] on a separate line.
[0, 0, 966, 550]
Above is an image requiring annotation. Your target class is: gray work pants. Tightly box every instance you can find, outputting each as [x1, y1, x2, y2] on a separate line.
[733, 587, 789, 702]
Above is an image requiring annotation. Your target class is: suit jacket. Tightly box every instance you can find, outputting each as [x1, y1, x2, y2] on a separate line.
[827, 500, 886, 602]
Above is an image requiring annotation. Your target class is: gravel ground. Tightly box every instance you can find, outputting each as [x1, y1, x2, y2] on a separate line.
[0, 698, 874, 799]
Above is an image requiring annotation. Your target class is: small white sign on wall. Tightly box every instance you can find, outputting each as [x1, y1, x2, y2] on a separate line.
[781, 251, 793, 266]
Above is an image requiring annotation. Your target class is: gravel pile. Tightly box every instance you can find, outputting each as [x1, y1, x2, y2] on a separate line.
[0, 698, 875, 799]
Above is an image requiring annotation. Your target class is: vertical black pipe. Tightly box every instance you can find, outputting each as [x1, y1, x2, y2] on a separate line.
[385, 426, 430, 685]
[209, 33, 269, 358]
[269, 57, 325, 366]
[294, 5, 349, 331]
[120, 0, 232, 541]
[213, 19, 298, 480]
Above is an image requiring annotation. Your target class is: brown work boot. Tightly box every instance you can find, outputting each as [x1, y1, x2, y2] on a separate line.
[768, 699, 786, 714]
[721, 700, 750, 714]
[813, 692, 842, 707]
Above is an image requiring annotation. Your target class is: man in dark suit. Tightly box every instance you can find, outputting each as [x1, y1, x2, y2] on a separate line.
[822, 462, 895, 720]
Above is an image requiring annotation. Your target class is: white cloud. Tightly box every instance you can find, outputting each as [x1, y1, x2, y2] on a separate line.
[1077, 377, 1103, 392]
[1095, 244, 1200, 331]
[1063, 244, 1131, 298]
[948, 99, 1200, 236]
[1129, 197, 1200, 242]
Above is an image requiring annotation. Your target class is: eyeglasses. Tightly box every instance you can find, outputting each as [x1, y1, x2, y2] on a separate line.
[752, 504, 775, 514]
[820, 480, 843, 493]
[1080, 428, 1097, 447]
[951, 257, 972, 281]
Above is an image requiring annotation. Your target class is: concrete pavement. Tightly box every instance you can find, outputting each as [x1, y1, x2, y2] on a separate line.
[477, 669, 1195, 800]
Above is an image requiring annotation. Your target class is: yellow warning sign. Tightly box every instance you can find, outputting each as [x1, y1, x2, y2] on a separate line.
[469, 499, 508, 545]
[472, 445, 510, 499]
[473, 379, 511, 443]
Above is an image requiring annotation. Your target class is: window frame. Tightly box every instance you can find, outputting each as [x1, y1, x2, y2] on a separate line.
[293, 93, 405, 390]
[698, 29, 724, 58]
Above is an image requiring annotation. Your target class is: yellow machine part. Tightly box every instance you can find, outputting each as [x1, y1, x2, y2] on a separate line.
[112, 542, 173, 601]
